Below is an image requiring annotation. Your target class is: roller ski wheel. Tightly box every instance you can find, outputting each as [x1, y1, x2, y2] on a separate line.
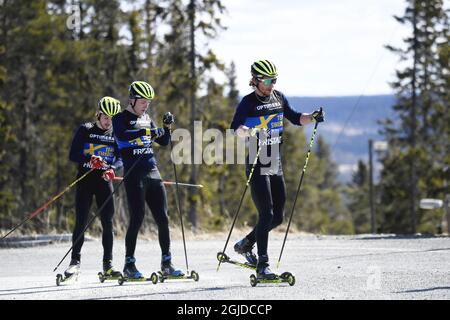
[280, 272, 296, 286]
[56, 274, 63, 286]
[250, 274, 257, 287]
[118, 274, 125, 286]
[190, 270, 199, 282]
[288, 274, 295, 286]
[98, 272, 106, 283]
[217, 252, 230, 263]
[150, 272, 158, 285]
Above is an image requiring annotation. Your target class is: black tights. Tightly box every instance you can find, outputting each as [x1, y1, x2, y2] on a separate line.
[72, 173, 115, 262]
[245, 173, 286, 257]
[124, 169, 170, 258]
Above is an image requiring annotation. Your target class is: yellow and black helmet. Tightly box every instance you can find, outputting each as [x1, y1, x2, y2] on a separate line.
[129, 81, 155, 100]
[98, 96, 121, 117]
[251, 60, 278, 79]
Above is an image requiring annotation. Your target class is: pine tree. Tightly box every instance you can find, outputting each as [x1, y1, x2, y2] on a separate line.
[0, 44, 16, 230]
[380, 0, 449, 234]
[346, 160, 371, 233]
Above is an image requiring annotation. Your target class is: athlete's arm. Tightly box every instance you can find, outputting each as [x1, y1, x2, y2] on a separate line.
[230, 98, 250, 136]
[282, 94, 305, 126]
[110, 141, 123, 170]
[69, 125, 91, 164]
[151, 120, 170, 146]
[112, 113, 146, 141]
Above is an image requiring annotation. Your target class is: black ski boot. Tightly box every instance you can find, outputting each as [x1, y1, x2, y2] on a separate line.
[256, 255, 277, 280]
[123, 256, 143, 279]
[103, 260, 122, 278]
[161, 254, 184, 277]
[234, 237, 257, 266]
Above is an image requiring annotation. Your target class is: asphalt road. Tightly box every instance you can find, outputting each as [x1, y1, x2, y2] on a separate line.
[0, 234, 449, 300]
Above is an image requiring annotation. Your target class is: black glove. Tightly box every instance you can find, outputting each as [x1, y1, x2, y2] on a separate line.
[149, 127, 165, 139]
[249, 128, 269, 139]
[163, 112, 174, 126]
[311, 107, 324, 123]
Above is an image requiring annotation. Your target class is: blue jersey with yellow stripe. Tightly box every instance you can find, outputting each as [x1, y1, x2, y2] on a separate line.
[69, 122, 123, 174]
[112, 110, 170, 173]
[230, 90, 302, 174]
[82, 141, 116, 163]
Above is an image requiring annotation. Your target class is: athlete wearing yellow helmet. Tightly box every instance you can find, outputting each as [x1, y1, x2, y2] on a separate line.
[65, 96, 123, 281]
[97, 96, 122, 118]
[231, 59, 325, 280]
[112, 81, 181, 279]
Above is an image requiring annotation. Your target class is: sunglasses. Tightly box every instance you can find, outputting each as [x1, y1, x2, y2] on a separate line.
[259, 78, 277, 86]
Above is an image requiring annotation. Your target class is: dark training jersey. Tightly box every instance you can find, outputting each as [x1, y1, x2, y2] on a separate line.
[230, 90, 302, 174]
[112, 109, 170, 173]
[69, 122, 123, 174]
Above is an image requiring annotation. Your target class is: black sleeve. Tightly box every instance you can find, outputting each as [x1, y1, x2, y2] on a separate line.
[110, 141, 123, 171]
[69, 125, 91, 164]
[112, 113, 147, 141]
[230, 97, 249, 130]
[281, 93, 302, 126]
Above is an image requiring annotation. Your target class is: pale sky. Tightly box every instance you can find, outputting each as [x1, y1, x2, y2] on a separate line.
[208, 0, 410, 97]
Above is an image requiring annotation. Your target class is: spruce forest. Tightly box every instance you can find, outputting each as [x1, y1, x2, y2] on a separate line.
[0, 0, 448, 237]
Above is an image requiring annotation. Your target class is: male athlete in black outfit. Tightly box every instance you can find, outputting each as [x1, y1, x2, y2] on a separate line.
[230, 60, 324, 279]
[66, 96, 123, 279]
[112, 81, 183, 279]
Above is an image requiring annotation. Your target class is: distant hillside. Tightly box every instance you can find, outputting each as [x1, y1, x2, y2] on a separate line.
[287, 95, 397, 182]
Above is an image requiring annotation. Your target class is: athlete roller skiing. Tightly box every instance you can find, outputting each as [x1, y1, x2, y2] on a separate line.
[64, 96, 123, 282]
[230, 59, 325, 280]
[112, 80, 184, 279]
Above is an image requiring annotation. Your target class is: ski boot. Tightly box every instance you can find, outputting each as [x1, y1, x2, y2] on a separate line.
[249, 255, 296, 287]
[157, 254, 199, 283]
[122, 256, 144, 279]
[118, 256, 151, 285]
[234, 237, 257, 267]
[98, 260, 122, 283]
[56, 259, 80, 286]
[256, 258, 277, 281]
[160, 255, 185, 278]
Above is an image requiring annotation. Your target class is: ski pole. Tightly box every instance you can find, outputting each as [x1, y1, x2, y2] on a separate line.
[113, 177, 203, 188]
[217, 140, 262, 272]
[53, 152, 147, 272]
[276, 115, 321, 269]
[160, 181, 203, 188]
[168, 127, 190, 272]
[1, 168, 95, 240]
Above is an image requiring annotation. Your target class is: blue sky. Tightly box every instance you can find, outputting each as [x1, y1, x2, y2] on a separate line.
[208, 0, 410, 97]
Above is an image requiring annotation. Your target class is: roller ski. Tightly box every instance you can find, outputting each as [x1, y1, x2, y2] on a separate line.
[217, 252, 257, 270]
[250, 256, 295, 287]
[98, 260, 123, 283]
[117, 256, 158, 285]
[157, 255, 199, 283]
[217, 252, 295, 286]
[56, 259, 80, 286]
